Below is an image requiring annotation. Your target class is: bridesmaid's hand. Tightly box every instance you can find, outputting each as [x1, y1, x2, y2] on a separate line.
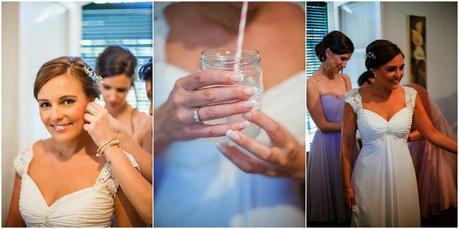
[345, 187, 355, 208]
[216, 111, 304, 180]
[83, 102, 115, 147]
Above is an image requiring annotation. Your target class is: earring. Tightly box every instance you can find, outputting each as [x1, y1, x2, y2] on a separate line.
[324, 59, 330, 71]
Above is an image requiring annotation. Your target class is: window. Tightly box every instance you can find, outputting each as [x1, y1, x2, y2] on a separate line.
[81, 2, 152, 114]
[338, 2, 381, 87]
[306, 2, 328, 152]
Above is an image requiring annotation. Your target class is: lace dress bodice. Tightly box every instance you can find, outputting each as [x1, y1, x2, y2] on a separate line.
[13, 145, 139, 227]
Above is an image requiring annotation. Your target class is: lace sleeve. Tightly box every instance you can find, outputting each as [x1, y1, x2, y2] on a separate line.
[13, 145, 33, 178]
[344, 88, 361, 113]
[96, 152, 141, 197]
[404, 86, 418, 111]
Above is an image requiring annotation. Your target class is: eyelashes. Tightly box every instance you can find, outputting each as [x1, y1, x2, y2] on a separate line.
[39, 99, 76, 109]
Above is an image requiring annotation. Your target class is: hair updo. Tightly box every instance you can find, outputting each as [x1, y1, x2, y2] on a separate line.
[96, 45, 137, 85]
[315, 30, 354, 62]
[138, 58, 152, 82]
[34, 56, 100, 100]
[365, 39, 404, 70]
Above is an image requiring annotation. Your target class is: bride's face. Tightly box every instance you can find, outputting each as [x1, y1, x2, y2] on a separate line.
[373, 54, 405, 90]
[37, 74, 90, 143]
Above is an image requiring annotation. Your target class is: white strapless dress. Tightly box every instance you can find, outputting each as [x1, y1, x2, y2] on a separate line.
[13, 145, 139, 227]
[345, 86, 421, 226]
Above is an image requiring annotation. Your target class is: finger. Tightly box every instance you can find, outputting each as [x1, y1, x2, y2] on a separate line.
[185, 85, 257, 107]
[243, 111, 287, 146]
[182, 120, 250, 139]
[88, 102, 104, 110]
[216, 142, 266, 174]
[225, 130, 283, 164]
[83, 123, 91, 132]
[196, 99, 257, 121]
[84, 113, 96, 123]
[351, 197, 355, 207]
[177, 70, 242, 90]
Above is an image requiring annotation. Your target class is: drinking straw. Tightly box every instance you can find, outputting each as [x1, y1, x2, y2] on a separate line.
[234, 1, 248, 74]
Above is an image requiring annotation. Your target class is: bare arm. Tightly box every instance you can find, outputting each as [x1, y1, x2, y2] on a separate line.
[114, 189, 148, 226]
[6, 175, 26, 227]
[413, 95, 457, 154]
[406, 83, 432, 120]
[84, 104, 152, 224]
[340, 103, 358, 207]
[115, 126, 152, 183]
[306, 78, 341, 133]
[140, 117, 152, 155]
[105, 147, 152, 225]
[408, 130, 423, 142]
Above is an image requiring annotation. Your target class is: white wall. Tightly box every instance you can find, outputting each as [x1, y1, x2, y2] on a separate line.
[1, 2, 81, 225]
[1, 3, 20, 224]
[381, 2, 457, 134]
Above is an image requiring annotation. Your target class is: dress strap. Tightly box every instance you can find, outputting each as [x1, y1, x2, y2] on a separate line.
[403, 86, 417, 111]
[344, 88, 362, 113]
[13, 145, 34, 178]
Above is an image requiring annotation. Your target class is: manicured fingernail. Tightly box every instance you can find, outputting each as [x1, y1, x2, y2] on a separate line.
[242, 111, 252, 119]
[239, 120, 250, 129]
[226, 130, 240, 141]
[216, 143, 225, 152]
[244, 87, 257, 96]
[244, 100, 256, 109]
[231, 73, 242, 82]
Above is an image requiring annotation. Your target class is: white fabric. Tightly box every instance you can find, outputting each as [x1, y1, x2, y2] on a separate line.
[13, 145, 139, 227]
[154, 7, 305, 226]
[344, 86, 420, 226]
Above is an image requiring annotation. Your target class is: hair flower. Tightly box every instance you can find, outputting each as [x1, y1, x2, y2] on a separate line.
[83, 65, 103, 85]
[365, 52, 376, 60]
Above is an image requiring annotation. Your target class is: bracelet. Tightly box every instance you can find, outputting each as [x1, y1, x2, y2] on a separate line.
[96, 137, 120, 157]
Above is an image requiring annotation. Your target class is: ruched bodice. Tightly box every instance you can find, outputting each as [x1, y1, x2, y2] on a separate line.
[358, 108, 412, 145]
[320, 95, 345, 122]
[344, 86, 420, 226]
[13, 144, 139, 227]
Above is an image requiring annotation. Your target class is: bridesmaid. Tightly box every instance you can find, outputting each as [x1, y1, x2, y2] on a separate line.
[306, 31, 354, 226]
[406, 83, 457, 226]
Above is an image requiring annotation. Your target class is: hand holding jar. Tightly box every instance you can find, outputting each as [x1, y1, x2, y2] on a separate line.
[154, 69, 258, 153]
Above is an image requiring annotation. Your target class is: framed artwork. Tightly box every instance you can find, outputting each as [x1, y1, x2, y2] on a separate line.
[408, 15, 427, 88]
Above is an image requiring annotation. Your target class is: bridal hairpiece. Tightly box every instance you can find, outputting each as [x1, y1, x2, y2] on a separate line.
[83, 65, 103, 85]
[365, 52, 376, 60]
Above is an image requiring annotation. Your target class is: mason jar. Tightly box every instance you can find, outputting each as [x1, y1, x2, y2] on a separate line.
[201, 48, 263, 138]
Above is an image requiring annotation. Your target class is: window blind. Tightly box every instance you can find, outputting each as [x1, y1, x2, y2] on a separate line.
[306, 2, 328, 152]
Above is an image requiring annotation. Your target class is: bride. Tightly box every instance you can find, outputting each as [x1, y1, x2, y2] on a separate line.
[341, 39, 457, 226]
[6, 56, 145, 227]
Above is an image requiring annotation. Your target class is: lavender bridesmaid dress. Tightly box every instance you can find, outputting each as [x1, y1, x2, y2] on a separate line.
[307, 95, 351, 223]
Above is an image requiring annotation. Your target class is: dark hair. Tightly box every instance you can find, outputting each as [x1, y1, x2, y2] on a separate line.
[138, 58, 152, 82]
[315, 31, 354, 62]
[365, 39, 404, 70]
[34, 56, 100, 100]
[95, 45, 137, 84]
[357, 70, 375, 87]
